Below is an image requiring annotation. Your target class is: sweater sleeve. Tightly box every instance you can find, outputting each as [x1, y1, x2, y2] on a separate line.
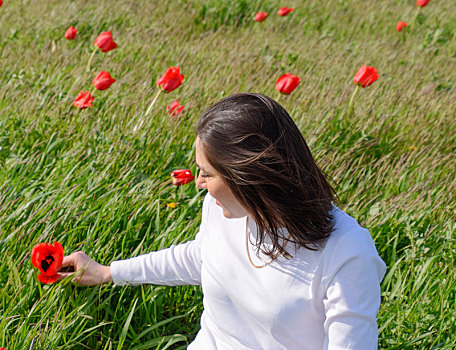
[321, 228, 386, 350]
[110, 194, 211, 286]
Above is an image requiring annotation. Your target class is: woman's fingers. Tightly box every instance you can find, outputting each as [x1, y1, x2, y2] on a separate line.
[61, 251, 85, 269]
[58, 251, 112, 286]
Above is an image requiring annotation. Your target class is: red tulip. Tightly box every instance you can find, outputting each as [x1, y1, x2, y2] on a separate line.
[255, 11, 268, 22]
[157, 67, 184, 93]
[167, 100, 184, 116]
[92, 71, 116, 91]
[276, 73, 301, 95]
[73, 91, 95, 109]
[171, 169, 195, 186]
[353, 65, 379, 88]
[94, 31, 117, 52]
[396, 21, 408, 32]
[416, 0, 430, 7]
[0, 1, 3, 7]
[65, 26, 77, 40]
[31, 242, 64, 284]
[278, 7, 294, 16]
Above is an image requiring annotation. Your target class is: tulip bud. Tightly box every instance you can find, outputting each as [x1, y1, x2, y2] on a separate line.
[167, 100, 184, 116]
[73, 91, 95, 109]
[94, 31, 117, 52]
[171, 169, 195, 186]
[157, 67, 184, 93]
[65, 26, 77, 40]
[416, 0, 430, 7]
[255, 11, 268, 22]
[278, 7, 294, 17]
[92, 71, 116, 91]
[396, 21, 408, 32]
[276, 73, 301, 95]
[353, 65, 379, 88]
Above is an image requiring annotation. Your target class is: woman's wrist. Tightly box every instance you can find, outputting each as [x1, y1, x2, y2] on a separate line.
[102, 265, 112, 284]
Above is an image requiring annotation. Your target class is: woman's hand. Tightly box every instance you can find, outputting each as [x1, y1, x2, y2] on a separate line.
[59, 251, 112, 286]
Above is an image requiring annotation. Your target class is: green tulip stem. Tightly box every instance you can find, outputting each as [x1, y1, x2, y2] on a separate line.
[86, 48, 97, 72]
[145, 89, 162, 116]
[409, 7, 421, 28]
[276, 92, 281, 102]
[448, 31, 456, 57]
[348, 85, 360, 111]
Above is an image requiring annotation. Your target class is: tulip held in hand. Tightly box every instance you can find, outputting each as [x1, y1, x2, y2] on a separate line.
[31, 242, 64, 284]
[65, 26, 77, 40]
[276, 73, 301, 95]
[92, 71, 116, 91]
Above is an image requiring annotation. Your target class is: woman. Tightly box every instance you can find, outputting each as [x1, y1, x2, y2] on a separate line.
[61, 93, 386, 349]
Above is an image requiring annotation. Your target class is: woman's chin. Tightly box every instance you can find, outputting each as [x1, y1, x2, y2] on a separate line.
[222, 209, 234, 218]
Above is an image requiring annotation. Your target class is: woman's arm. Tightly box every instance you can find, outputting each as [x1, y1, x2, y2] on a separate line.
[323, 253, 385, 349]
[110, 238, 203, 286]
[322, 228, 386, 349]
[59, 239, 202, 287]
[60, 193, 211, 287]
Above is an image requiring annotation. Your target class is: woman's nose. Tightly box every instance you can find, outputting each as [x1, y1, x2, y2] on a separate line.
[196, 173, 206, 190]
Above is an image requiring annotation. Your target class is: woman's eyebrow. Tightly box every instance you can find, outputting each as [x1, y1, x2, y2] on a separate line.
[195, 163, 209, 173]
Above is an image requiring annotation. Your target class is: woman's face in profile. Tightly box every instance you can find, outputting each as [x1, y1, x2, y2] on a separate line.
[195, 137, 249, 219]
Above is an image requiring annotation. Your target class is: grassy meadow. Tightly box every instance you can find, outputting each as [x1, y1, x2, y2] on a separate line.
[0, 0, 455, 348]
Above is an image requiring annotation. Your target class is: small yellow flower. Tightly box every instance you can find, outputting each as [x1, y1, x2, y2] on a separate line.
[408, 145, 417, 151]
[167, 202, 176, 209]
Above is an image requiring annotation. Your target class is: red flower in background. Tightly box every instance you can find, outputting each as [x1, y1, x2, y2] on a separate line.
[92, 71, 116, 91]
[157, 67, 184, 93]
[0, 1, 3, 7]
[416, 0, 430, 7]
[171, 169, 195, 186]
[167, 100, 184, 116]
[73, 91, 95, 109]
[276, 73, 301, 95]
[278, 7, 294, 16]
[0, 347, 7, 350]
[94, 31, 117, 52]
[353, 65, 379, 88]
[65, 26, 77, 40]
[31, 242, 64, 284]
[255, 11, 268, 22]
[396, 21, 408, 32]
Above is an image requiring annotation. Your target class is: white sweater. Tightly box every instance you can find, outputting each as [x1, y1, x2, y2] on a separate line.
[111, 193, 386, 349]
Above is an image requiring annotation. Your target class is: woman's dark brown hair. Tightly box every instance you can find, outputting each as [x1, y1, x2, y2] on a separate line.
[196, 93, 337, 258]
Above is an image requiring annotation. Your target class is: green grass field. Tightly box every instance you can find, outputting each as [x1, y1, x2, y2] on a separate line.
[1, 0, 455, 348]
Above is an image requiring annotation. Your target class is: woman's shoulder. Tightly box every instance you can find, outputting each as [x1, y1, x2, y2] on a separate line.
[322, 206, 385, 266]
[318, 205, 387, 288]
